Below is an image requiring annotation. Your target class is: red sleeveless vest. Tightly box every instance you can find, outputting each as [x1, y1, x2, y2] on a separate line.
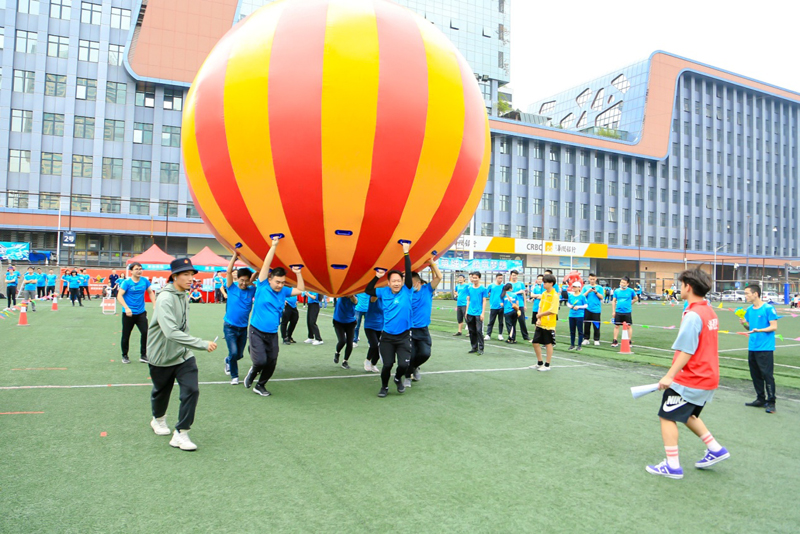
[673, 300, 719, 390]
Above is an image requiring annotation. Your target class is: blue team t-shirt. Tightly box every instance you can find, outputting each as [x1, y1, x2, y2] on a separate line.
[568, 293, 588, 318]
[285, 295, 298, 309]
[614, 287, 636, 314]
[531, 284, 544, 312]
[355, 293, 370, 313]
[66, 275, 82, 289]
[5, 271, 20, 285]
[224, 282, 256, 328]
[375, 286, 413, 335]
[745, 304, 779, 352]
[466, 284, 488, 316]
[455, 283, 469, 306]
[411, 283, 434, 328]
[120, 277, 151, 314]
[214, 276, 224, 289]
[251, 284, 293, 333]
[46, 274, 57, 286]
[503, 292, 516, 314]
[363, 296, 384, 331]
[333, 296, 356, 323]
[306, 292, 319, 305]
[582, 284, 603, 313]
[488, 283, 505, 310]
[36, 274, 46, 287]
[80, 274, 90, 287]
[23, 273, 38, 291]
[511, 281, 526, 307]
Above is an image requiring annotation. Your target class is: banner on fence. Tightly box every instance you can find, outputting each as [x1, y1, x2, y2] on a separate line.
[438, 257, 523, 272]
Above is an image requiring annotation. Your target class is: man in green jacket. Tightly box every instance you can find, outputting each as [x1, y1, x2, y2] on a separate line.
[147, 258, 217, 451]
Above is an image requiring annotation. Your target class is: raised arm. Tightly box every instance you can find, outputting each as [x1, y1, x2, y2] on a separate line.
[366, 269, 386, 297]
[429, 259, 443, 290]
[226, 250, 238, 287]
[258, 236, 281, 283]
[289, 266, 305, 296]
[402, 242, 412, 289]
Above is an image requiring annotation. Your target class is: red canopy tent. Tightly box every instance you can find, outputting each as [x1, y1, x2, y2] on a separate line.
[189, 246, 249, 303]
[126, 244, 176, 269]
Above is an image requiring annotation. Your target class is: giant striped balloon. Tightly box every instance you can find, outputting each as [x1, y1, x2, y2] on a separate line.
[182, 0, 490, 296]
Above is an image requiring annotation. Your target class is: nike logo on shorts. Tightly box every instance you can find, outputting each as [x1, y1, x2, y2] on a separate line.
[662, 395, 687, 412]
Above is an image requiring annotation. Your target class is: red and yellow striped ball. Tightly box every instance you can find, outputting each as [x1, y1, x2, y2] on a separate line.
[182, 0, 490, 296]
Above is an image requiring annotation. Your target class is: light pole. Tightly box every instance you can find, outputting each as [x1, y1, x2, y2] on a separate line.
[713, 244, 725, 293]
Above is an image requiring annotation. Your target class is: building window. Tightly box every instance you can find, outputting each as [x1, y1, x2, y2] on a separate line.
[136, 82, 156, 107]
[81, 2, 102, 24]
[158, 201, 178, 217]
[11, 109, 33, 133]
[480, 193, 493, 210]
[160, 162, 180, 184]
[498, 166, 509, 183]
[594, 205, 602, 221]
[132, 160, 151, 182]
[102, 157, 123, 180]
[78, 39, 100, 62]
[532, 143, 542, 159]
[498, 224, 510, 237]
[16, 30, 38, 54]
[50, 0, 72, 19]
[41, 152, 63, 175]
[532, 198, 542, 215]
[72, 155, 93, 178]
[74, 116, 95, 139]
[515, 225, 526, 239]
[161, 125, 181, 147]
[106, 81, 127, 104]
[130, 198, 150, 216]
[607, 181, 617, 196]
[516, 197, 527, 214]
[7, 190, 29, 209]
[69, 195, 90, 212]
[565, 202, 574, 218]
[499, 137, 508, 154]
[480, 223, 493, 236]
[133, 123, 153, 144]
[516, 168, 527, 185]
[186, 201, 200, 218]
[532, 227, 543, 240]
[104, 119, 125, 142]
[565, 175, 575, 191]
[549, 228, 559, 240]
[549, 200, 559, 217]
[499, 195, 509, 212]
[163, 88, 183, 111]
[39, 193, 60, 210]
[76, 78, 97, 100]
[608, 207, 617, 223]
[532, 170, 542, 187]
[580, 176, 589, 193]
[580, 203, 588, 220]
[43, 113, 65, 136]
[608, 233, 617, 244]
[100, 197, 121, 214]
[9, 150, 32, 173]
[594, 178, 603, 195]
[622, 182, 630, 198]
[108, 44, 124, 66]
[13, 70, 36, 93]
[579, 230, 589, 243]
[516, 142, 526, 157]
[110, 7, 131, 30]
[549, 148, 559, 161]
[595, 232, 603, 243]
[47, 35, 70, 58]
[622, 208, 630, 223]
[44, 73, 67, 97]
[549, 173, 559, 189]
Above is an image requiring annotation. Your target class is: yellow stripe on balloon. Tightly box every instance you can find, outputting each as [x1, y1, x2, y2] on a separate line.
[320, 0, 380, 293]
[223, 3, 324, 290]
[353, 16, 465, 286]
[183, 72, 257, 261]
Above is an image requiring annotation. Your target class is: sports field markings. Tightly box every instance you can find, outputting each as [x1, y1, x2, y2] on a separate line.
[11, 368, 68, 371]
[0, 411, 44, 415]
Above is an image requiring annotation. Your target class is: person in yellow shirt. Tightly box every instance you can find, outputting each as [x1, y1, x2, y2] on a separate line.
[530, 273, 559, 372]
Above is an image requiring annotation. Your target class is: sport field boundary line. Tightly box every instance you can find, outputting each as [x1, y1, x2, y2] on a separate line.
[0, 363, 589, 391]
[0, 411, 44, 415]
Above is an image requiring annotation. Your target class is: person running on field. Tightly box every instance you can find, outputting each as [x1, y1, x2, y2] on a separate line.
[581, 273, 604, 346]
[222, 250, 256, 386]
[611, 276, 638, 348]
[507, 270, 529, 342]
[646, 268, 729, 479]
[453, 274, 469, 336]
[464, 271, 488, 354]
[19, 267, 38, 311]
[403, 258, 442, 387]
[567, 281, 588, 351]
[485, 273, 506, 341]
[304, 291, 324, 345]
[353, 292, 370, 347]
[739, 284, 778, 414]
[243, 237, 305, 397]
[5, 265, 19, 308]
[147, 258, 218, 452]
[118, 262, 157, 364]
[332, 295, 358, 369]
[365, 241, 413, 397]
[530, 273, 559, 371]
[280, 294, 300, 345]
[362, 294, 383, 373]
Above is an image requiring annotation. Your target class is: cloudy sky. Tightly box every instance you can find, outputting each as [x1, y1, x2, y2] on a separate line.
[509, 0, 800, 111]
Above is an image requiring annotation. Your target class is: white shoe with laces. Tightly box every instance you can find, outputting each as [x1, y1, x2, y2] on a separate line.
[498, 334, 504, 341]
[304, 338, 314, 344]
[231, 377, 239, 385]
[594, 341, 600, 346]
[312, 340, 324, 346]
[169, 429, 197, 451]
[150, 417, 170, 436]
[484, 335, 490, 341]
[370, 364, 380, 373]
[364, 359, 372, 372]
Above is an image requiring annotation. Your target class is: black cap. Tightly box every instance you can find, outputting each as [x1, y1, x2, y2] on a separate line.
[169, 258, 198, 278]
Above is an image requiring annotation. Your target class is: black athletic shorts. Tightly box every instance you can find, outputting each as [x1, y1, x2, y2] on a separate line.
[657, 388, 704, 423]
[456, 305, 466, 323]
[614, 312, 633, 326]
[531, 327, 556, 346]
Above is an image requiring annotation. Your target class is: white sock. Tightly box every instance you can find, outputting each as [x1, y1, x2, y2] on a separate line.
[665, 446, 680, 469]
[700, 433, 722, 452]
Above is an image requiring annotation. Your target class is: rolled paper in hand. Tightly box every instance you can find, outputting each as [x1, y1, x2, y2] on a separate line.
[631, 383, 660, 400]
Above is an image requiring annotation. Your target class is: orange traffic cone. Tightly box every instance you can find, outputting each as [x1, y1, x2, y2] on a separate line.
[51, 297, 58, 312]
[17, 305, 29, 327]
[619, 322, 633, 354]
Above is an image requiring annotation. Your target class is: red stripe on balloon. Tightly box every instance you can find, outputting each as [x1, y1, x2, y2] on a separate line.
[397, 54, 486, 264]
[193, 31, 270, 259]
[268, 0, 331, 291]
[338, 0, 428, 290]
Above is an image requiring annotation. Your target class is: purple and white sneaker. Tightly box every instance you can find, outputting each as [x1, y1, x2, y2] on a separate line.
[645, 460, 684, 479]
[695, 447, 730, 469]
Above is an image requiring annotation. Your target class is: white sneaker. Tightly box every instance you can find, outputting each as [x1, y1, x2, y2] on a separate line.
[150, 417, 170, 436]
[484, 335, 490, 341]
[370, 364, 380, 373]
[538, 366, 551, 372]
[352, 342, 358, 348]
[224, 362, 230, 376]
[402, 378, 412, 388]
[498, 334, 504, 341]
[364, 359, 372, 372]
[581, 340, 589, 346]
[304, 338, 314, 344]
[594, 341, 600, 346]
[231, 377, 239, 385]
[312, 340, 324, 346]
[169, 429, 197, 451]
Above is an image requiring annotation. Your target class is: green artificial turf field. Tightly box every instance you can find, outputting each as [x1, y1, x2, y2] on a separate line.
[1, 298, 798, 533]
